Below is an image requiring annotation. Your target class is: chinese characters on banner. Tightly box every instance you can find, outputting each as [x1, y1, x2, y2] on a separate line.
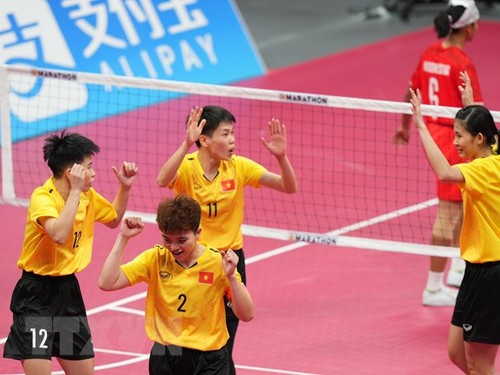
[0, 0, 265, 140]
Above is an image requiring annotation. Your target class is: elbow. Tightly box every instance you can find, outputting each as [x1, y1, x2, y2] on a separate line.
[236, 303, 255, 322]
[107, 220, 120, 229]
[98, 273, 117, 291]
[238, 310, 255, 323]
[98, 281, 110, 291]
[284, 183, 298, 194]
[52, 231, 71, 244]
[53, 237, 67, 245]
[156, 176, 168, 188]
[435, 171, 456, 183]
[98, 280, 114, 291]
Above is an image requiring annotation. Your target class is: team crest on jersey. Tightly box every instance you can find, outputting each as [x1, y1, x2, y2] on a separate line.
[221, 179, 235, 192]
[159, 271, 171, 280]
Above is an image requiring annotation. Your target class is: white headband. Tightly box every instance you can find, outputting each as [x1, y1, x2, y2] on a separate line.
[448, 0, 480, 29]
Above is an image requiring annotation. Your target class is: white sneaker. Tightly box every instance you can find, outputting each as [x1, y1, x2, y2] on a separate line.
[422, 287, 458, 307]
[446, 269, 464, 287]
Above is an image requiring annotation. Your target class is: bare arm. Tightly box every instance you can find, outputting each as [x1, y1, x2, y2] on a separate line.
[410, 89, 465, 183]
[259, 118, 298, 193]
[105, 161, 138, 228]
[43, 164, 85, 244]
[393, 88, 412, 145]
[99, 217, 144, 291]
[222, 250, 255, 322]
[157, 107, 206, 187]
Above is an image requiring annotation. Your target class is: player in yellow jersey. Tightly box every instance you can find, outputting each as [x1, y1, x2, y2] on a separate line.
[410, 82, 500, 373]
[156, 105, 297, 374]
[98, 195, 255, 375]
[3, 131, 138, 375]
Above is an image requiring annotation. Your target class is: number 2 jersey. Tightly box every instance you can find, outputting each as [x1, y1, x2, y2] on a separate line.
[409, 41, 483, 126]
[17, 177, 117, 276]
[169, 152, 267, 250]
[120, 244, 242, 351]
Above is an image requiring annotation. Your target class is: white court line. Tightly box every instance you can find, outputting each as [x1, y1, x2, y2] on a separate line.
[108, 306, 145, 316]
[237, 365, 321, 375]
[94, 347, 146, 357]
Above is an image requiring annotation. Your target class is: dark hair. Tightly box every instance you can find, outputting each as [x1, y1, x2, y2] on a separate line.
[43, 130, 100, 178]
[156, 195, 201, 234]
[434, 5, 466, 38]
[191, 105, 236, 148]
[455, 105, 499, 154]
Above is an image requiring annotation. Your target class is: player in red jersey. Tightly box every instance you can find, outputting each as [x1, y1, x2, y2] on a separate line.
[393, 0, 483, 306]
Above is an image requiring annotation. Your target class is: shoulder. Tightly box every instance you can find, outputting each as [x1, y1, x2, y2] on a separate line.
[185, 151, 198, 161]
[179, 152, 199, 169]
[30, 179, 58, 202]
[85, 187, 113, 206]
[458, 155, 499, 173]
[232, 154, 261, 167]
[201, 243, 222, 255]
[419, 42, 441, 58]
[131, 245, 164, 263]
[201, 244, 223, 260]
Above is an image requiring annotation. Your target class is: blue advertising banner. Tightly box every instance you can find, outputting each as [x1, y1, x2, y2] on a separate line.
[0, 0, 266, 141]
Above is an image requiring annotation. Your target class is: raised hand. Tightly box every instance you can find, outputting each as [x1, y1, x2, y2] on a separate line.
[261, 118, 287, 157]
[221, 249, 239, 277]
[459, 71, 474, 106]
[120, 217, 144, 239]
[409, 88, 425, 130]
[112, 161, 138, 189]
[68, 163, 87, 192]
[186, 106, 206, 147]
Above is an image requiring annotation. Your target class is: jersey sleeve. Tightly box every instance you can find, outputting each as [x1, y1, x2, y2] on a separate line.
[91, 188, 118, 224]
[409, 54, 424, 90]
[121, 247, 156, 285]
[235, 156, 267, 188]
[456, 158, 491, 197]
[168, 156, 189, 192]
[29, 188, 60, 228]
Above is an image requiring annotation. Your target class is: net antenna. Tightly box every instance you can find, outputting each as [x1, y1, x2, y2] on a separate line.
[2, 64, 499, 257]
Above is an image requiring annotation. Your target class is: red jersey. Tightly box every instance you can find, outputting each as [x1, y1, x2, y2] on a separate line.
[409, 41, 483, 126]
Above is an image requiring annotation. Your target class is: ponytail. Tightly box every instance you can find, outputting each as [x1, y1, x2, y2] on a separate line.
[434, 5, 466, 38]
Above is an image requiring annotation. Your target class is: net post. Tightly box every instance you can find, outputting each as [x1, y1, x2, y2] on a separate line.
[0, 65, 16, 203]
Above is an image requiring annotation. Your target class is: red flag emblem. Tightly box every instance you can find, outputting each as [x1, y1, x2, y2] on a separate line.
[221, 179, 235, 192]
[199, 271, 214, 284]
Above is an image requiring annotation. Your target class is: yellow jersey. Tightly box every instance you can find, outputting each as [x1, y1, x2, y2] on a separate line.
[17, 177, 117, 275]
[457, 155, 500, 263]
[169, 152, 266, 250]
[121, 244, 241, 351]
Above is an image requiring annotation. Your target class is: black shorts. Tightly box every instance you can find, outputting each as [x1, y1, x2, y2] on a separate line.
[451, 260, 500, 344]
[3, 271, 94, 360]
[149, 342, 229, 375]
[225, 248, 246, 321]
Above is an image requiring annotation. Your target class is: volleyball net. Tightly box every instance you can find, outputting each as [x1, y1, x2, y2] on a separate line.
[2, 65, 499, 257]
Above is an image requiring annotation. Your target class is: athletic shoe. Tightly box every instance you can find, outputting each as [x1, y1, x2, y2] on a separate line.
[446, 269, 464, 287]
[422, 287, 458, 307]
